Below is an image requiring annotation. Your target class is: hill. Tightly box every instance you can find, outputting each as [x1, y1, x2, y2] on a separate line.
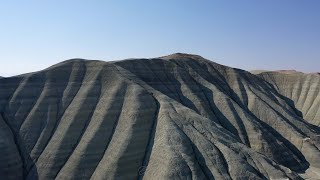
[258, 71, 320, 127]
[0, 53, 319, 179]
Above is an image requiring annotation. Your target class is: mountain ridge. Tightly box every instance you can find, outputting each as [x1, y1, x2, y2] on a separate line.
[0, 53, 319, 179]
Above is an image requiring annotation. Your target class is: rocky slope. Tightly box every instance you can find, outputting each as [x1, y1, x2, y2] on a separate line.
[258, 71, 320, 127]
[0, 53, 319, 180]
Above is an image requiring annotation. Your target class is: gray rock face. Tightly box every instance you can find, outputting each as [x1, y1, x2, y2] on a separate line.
[258, 71, 320, 126]
[0, 54, 319, 179]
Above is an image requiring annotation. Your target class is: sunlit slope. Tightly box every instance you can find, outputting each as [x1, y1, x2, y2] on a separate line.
[259, 71, 320, 126]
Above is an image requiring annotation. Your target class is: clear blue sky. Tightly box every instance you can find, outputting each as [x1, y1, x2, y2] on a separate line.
[1, 1, 320, 76]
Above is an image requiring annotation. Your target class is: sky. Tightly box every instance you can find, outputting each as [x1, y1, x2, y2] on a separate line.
[0, 1, 320, 76]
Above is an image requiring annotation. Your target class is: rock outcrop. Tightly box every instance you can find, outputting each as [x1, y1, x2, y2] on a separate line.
[0, 53, 319, 179]
[258, 71, 320, 126]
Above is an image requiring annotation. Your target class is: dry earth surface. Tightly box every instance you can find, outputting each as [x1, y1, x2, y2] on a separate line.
[0, 53, 319, 180]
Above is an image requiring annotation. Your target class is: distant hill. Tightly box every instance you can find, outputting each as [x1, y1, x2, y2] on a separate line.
[0, 53, 319, 179]
[251, 69, 305, 74]
[250, 69, 269, 74]
[258, 70, 320, 127]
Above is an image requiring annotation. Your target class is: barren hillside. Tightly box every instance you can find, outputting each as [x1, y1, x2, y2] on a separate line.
[258, 71, 320, 126]
[0, 53, 319, 179]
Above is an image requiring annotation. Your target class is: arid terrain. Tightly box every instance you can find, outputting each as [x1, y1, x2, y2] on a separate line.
[0, 53, 319, 179]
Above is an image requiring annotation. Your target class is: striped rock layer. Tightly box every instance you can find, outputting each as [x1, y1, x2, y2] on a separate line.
[0, 53, 319, 180]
